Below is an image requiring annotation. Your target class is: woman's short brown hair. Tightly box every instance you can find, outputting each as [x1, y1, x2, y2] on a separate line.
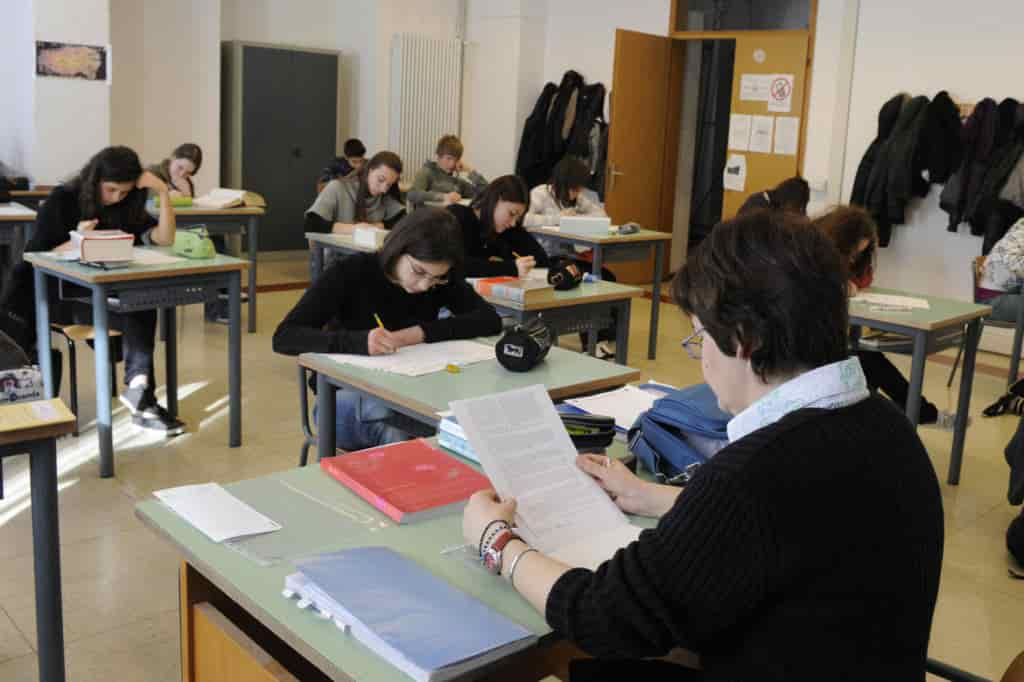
[673, 210, 849, 382]
[812, 205, 877, 280]
[436, 135, 464, 159]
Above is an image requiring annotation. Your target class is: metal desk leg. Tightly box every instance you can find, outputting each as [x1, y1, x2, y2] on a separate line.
[91, 286, 114, 478]
[1009, 302, 1024, 386]
[247, 216, 258, 333]
[310, 243, 324, 281]
[648, 241, 664, 360]
[905, 331, 928, 427]
[615, 300, 632, 365]
[163, 307, 178, 419]
[949, 319, 981, 485]
[33, 269, 54, 398]
[229, 271, 242, 447]
[29, 438, 65, 682]
[316, 373, 336, 462]
[591, 245, 604, 281]
[11, 223, 26, 269]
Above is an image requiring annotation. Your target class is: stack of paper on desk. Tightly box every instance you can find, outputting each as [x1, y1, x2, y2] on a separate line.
[153, 483, 281, 543]
[327, 340, 495, 377]
[851, 292, 930, 310]
[451, 385, 642, 570]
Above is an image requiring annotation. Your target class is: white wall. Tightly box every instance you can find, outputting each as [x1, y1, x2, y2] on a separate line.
[27, 0, 111, 184]
[221, 0, 378, 151]
[0, 0, 34, 178]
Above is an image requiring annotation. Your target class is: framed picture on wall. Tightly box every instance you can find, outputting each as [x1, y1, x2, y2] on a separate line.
[35, 41, 110, 82]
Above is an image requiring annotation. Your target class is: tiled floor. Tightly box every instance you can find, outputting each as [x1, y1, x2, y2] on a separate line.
[0, 253, 1021, 680]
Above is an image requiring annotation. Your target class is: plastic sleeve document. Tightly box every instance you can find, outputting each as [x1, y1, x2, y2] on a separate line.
[451, 385, 641, 570]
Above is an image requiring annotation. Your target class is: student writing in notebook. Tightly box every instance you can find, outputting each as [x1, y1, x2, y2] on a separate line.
[316, 138, 367, 193]
[273, 208, 502, 451]
[148, 143, 202, 198]
[523, 155, 606, 228]
[407, 134, 488, 207]
[446, 175, 548, 278]
[462, 210, 943, 681]
[0, 146, 184, 434]
[814, 205, 953, 427]
[304, 151, 405, 235]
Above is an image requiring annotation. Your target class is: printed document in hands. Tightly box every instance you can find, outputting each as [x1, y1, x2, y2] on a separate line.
[451, 385, 641, 570]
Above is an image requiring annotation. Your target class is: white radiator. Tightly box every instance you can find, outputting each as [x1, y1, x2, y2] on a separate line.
[389, 34, 463, 183]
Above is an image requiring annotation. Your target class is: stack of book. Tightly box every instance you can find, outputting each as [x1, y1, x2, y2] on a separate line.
[437, 413, 477, 463]
[70, 229, 134, 263]
[472, 276, 554, 304]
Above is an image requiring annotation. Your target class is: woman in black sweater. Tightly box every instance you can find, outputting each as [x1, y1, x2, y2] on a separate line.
[0, 146, 183, 435]
[273, 208, 502, 451]
[447, 175, 549, 278]
[462, 210, 944, 681]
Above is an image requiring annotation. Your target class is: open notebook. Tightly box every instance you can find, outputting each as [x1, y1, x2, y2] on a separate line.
[327, 340, 495, 377]
[284, 547, 535, 681]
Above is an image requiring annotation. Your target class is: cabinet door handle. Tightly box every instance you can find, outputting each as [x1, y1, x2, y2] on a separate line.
[292, 147, 303, 159]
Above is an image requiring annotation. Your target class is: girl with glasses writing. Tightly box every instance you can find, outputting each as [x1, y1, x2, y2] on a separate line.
[273, 208, 502, 451]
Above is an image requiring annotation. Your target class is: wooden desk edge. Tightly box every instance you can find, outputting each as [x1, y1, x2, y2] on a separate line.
[24, 254, 249, 284]
[0, 399, 77, 446]
[526, 228, 672, 245]
[486, 288, 643, 312]
[134, 506, 350, 680]
[173, 207, 266, 216]
[850, 304, 991, 332]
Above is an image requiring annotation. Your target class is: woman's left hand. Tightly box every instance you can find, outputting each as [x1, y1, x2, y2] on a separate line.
[137, 170, 168, 194]
[462, 490, 517, 548]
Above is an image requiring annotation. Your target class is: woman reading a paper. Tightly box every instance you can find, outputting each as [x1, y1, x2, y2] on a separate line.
[463, 210, 944, 681]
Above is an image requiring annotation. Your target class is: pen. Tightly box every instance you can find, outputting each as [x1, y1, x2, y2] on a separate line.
[512, 252, 523, 258]
[374, 313, 385, 329]
[604, 455, 611, 468]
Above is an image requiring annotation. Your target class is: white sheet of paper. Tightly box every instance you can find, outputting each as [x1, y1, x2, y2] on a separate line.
[327, 340, 495, 377]
[154, 483, 282, 543]
[767, 73, 795, 113]
[131, 248, 185, 265]
[528, 268, 549, 282]
[451, 385, 641, 570]
[727, 113, 752, 151]
[566, 385, 662, 432]
[749, 115, 775, 153]
[723, 154, 747, 192]
[739, 73, 771, 101]
[773, 116, 800, 156]
[0, 203, 35, 216]
[851, 293, 930, 310]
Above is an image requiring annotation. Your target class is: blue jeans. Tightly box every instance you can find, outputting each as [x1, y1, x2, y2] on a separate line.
[317, 390, 435, 452]
[989, 293, 1024, 324]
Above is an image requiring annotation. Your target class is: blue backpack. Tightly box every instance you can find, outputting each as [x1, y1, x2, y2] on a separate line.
[628, 383, 731, 485]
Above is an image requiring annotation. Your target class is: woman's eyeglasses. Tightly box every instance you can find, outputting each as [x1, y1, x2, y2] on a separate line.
[408, 259, 450, 286]
[680, 327, 705, 359]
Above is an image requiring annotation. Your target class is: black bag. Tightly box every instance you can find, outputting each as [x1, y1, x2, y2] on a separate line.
[559, 413, 615, 450]
[547, 259, 584, 291]
[495, 318, 553, 372]
[1010, 511, 1024, 569]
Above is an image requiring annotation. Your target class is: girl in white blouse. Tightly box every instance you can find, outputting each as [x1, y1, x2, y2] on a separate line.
[524, 156, 606, 227]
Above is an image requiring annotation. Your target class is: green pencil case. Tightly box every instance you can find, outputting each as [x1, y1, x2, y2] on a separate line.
[173, 226, 216, 259]
[153, 195, 193, 208]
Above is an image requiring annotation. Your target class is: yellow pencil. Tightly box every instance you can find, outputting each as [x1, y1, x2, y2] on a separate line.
[512, 252, 523, 258]
[374, 313, 385, 329]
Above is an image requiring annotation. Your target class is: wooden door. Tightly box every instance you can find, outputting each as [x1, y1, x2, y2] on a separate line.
[604, 30, 683, 284]
[720, 31, 810, 219]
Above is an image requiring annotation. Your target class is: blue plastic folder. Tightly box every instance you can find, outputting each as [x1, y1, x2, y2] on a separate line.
[287, 547, 536, 681]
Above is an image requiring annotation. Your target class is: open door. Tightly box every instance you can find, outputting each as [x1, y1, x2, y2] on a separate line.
[720, 31, 810, 219]
[603, 30, 683, 284]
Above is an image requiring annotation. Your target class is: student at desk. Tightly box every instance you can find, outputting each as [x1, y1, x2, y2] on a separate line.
[815, 206, 950, 426]
[316, 138, 367, 193]
[147, 143, 202, 198]
[463, 211, 944, 681]
[523, 156, 606, 228]
[407, 134, 488, 207]
[304, 151, 405, 235]
[273, 208, 502, 451]
[0, 146, 184, 434]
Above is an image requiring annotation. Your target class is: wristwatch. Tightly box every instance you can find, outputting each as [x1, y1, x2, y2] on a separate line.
[482, 528, 517, 575]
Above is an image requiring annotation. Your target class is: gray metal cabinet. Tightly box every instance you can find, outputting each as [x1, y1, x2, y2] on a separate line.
[222, 41, 340, 252]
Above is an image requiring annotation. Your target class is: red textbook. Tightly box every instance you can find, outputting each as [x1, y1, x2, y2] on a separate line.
[320, 438, 492, 524]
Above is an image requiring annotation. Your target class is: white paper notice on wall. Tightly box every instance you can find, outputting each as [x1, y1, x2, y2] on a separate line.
[773, 116, 800, 156]
[727, 114, 752, 151]
[749, 116, 774, 154]
[739, 74, 771, 102]
[767, 74, 795, 113]
[723, 154, 747, 192]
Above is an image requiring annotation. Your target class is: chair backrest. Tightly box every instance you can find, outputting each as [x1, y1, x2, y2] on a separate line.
[973, 255, 987, 297]
[1003, 649, 1024, 682]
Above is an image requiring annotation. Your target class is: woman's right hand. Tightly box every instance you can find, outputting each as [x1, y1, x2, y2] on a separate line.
[367, 328, 401, 355]
[515, 256, 536, 279]
[560, 207, 578, 217]
[443, 191, 462, 206]
[76, 219, 99, 232]
[847, 281, 859, 297]
[577, 454, 671, 517]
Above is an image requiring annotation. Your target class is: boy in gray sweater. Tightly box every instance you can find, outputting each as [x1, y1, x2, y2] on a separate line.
[407, 135, 487, 207]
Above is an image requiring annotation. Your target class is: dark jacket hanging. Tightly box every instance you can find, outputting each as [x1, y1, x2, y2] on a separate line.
[567, 83, 606, 159]
[850, 94, 906, 206]
[967, 108, 1024, 234]
[922, 91, 963, 185]
[539, 71, 585, 180]
[515, 82, 559, 189]
[941, 98, 999, 231]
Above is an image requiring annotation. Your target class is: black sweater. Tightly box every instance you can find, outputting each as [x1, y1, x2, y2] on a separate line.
[546, 396, 944, 681]
[447, 204, 549, 277]
[272, 252, 502, 356]
[29, 184, 156, 251]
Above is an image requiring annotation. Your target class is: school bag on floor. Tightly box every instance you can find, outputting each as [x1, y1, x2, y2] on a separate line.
[627, 383, 730, 485]
[0, 330, 44, 404]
